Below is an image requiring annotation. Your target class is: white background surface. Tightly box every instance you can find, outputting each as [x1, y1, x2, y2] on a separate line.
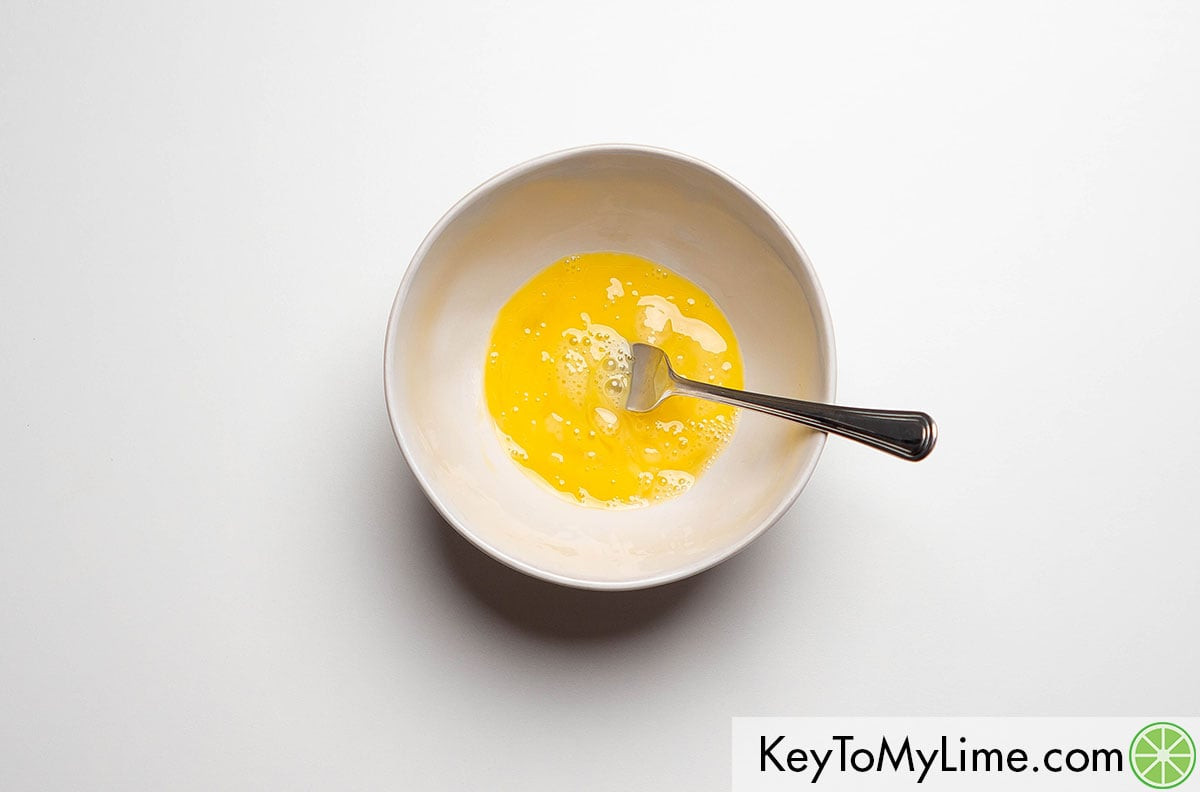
[2, 2, 1198, 789]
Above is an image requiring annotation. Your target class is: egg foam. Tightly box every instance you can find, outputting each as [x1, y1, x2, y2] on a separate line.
[484, 252, 744, 509]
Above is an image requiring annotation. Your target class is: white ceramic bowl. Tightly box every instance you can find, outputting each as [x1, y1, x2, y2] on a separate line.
[385, 145, 836, 590]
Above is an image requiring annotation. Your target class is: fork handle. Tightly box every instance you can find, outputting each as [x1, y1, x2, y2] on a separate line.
[672, 380, 937, 461]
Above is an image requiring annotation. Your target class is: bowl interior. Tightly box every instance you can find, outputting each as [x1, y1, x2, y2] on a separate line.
[386, 147, 834, 589]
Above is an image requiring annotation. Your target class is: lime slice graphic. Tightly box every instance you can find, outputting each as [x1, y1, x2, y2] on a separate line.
[1131, 722, 1195, 789]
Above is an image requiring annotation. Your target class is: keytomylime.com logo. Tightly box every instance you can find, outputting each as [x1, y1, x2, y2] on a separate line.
[1130, 722, 1195, 789]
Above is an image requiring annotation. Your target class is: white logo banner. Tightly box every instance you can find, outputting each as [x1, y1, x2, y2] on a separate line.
[732, 717, 1197, 790]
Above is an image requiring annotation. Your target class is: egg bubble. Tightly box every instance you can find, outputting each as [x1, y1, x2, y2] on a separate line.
[655, 420, 684, 435]
[593, 407, 619, 435]
[556, 347, 589, 404]
[652, 469, 696, 500]
[501, 433, 529, 462]
[603, 376, 626, 400]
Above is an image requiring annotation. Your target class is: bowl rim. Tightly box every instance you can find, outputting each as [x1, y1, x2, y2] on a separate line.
[383, 143, 837, 591]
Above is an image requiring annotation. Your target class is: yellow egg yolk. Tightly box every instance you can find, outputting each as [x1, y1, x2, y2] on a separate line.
[484, 252, 743, 508]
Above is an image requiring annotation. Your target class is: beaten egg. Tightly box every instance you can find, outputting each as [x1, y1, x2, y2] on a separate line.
[485, 252, 744, 508]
